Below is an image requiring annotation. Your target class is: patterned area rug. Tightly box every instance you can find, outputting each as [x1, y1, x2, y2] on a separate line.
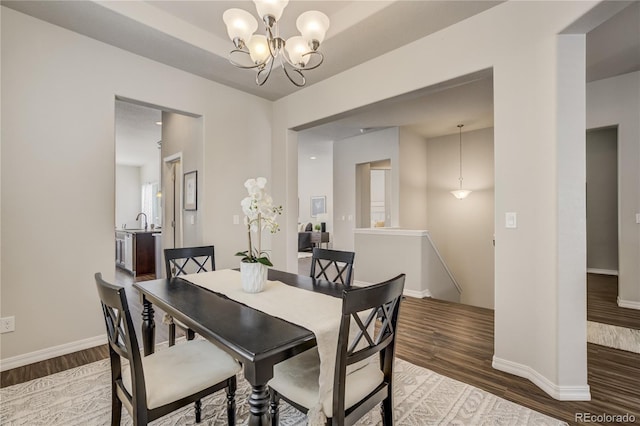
[0, 357, 566, 425]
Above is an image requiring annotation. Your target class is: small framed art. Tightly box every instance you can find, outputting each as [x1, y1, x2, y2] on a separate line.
[184, 170, 197, 211]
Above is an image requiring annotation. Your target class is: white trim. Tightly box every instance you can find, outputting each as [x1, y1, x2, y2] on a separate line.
[163, 151, 182, 164]
[353, 227, 428, 237]
[617, 297, 640, 310]
[586, 268, 618, 276]
[492, 356, 591, 401]
[0, 335, 107, 372]
[403, 289, 432, 298]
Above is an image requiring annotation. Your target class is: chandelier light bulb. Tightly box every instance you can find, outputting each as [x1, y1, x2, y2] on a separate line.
[223, 9, 258, 45]
[253, 0, 289, 22]
[248, 35, 270, 64]
[224, 2, 328, 87]
[296, 11, 330, 46]
[285, 36, 311, 66]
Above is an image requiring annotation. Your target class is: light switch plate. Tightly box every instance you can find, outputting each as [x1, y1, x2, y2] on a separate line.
[1, 316, 15, 333]
[636, 213, 640, 224]
[505, 212, 517, 229]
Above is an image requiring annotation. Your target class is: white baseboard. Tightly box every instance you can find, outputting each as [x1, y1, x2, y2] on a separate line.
[403, 288, 432, 299]
[618, 297, 640, 310]
[586, 268, 618, 276]
[492, 356, 591, 401]
[0, 335, 107, 372]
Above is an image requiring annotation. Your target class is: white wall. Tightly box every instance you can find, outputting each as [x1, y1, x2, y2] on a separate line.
[399, 127, 429, 230]
[0, 6, 272, 362]
[426, 128, 495, 309]
[297, 137, 333, 232]
[332, 127, 400, 251]
[587, 71, 640, 308]
[115, 165, 141, 229]
[271, 1, 599, 399]
[140, 153, 160, 185]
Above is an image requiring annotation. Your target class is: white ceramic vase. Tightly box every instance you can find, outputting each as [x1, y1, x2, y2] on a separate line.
[240, 261, 267, 293]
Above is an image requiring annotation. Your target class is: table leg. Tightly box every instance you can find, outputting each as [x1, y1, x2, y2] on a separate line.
[248, 384, 270, 426]
[141, 295, 155, 356]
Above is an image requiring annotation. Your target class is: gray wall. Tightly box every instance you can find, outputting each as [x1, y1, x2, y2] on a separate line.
[297, 138, 333, 231]
[426, 127, 495, 309]
[586, 127, 618, 273]
[332, 127, 400, 251]
[115, 165, 141, 229]
[161, 112, 204, 250]
[587, 71, 640, 307]
[0, 7, 272, 362]
[399, 127, 429, 229]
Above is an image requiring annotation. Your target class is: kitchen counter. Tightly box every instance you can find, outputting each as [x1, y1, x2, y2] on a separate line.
[116, 228, 161, 234]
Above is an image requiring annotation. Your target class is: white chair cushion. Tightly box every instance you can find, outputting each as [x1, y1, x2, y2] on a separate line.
[122, 339, 241, 409]
[269, 348, 384, 417]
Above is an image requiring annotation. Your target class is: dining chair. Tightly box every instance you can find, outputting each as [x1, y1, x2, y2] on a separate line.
[268, 273, 406, 426]
[94, 273, 240, 425]
[310, 248, 355, 286]
[164, 245, 215, 346]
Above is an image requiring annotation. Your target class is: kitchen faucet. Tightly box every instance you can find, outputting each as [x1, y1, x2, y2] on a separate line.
[136, 212, 148, 230]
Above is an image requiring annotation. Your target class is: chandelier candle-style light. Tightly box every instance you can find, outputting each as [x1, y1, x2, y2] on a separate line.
[223, 0, 329, 87]
[451, 124, 472, 200]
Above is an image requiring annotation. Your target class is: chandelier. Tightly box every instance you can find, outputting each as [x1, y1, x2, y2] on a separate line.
[451, 124, 472, 200]
[222, 1, 330, 87]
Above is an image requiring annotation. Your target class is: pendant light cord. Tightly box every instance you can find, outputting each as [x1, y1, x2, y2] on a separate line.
[458, 124, 464, 189]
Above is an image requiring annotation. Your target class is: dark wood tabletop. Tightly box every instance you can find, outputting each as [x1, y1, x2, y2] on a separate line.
[133, 268, 347, 426]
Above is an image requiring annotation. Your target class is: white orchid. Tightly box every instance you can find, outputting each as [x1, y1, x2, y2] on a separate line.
[236, 177, 283, 266]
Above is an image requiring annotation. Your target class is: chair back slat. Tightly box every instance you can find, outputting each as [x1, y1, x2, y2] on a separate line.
[165, 245, 215, 277]
[332, 274, 405, 421]
[94, 273, 146, 406]
[310, 248, 355, 285]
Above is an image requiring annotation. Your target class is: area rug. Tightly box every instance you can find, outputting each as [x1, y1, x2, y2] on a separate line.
[0, 357, 566, 425]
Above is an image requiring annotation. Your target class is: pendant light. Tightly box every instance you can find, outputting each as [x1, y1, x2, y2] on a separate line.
[451, 124, 472, 200]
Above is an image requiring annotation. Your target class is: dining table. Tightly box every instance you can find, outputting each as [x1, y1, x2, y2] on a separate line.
[133, 268, 348, 426]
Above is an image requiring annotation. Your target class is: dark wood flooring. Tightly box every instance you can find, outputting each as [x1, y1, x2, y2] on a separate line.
[2, 269, 639, 426]
[587, 273, 640, 329]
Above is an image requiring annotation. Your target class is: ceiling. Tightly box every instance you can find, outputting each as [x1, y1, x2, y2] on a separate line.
[5, 1, 638, 162]
[115, 100, 161, 166]
[2, 0, 502, 101]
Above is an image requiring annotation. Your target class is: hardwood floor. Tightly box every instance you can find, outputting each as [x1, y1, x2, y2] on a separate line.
[587, 273, 640, 329]
[2, 269, 639, 426]
[396, 296, 640, 426]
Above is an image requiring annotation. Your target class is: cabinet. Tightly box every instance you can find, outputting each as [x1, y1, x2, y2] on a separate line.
[134, 232, 155, 275]
[116, 231, 159, 276]
[115, 231, 126, 268]
[311, 231, 330, 248]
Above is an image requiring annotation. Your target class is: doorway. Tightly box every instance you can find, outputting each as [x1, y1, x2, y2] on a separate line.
[355, 159, 391, 228]
[163, 155, 183, 251]
[586, 127, 618, 275]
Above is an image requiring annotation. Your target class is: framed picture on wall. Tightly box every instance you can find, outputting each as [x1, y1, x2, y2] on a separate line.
[184, 170, 197, 211]
[310, 196, 326, 217]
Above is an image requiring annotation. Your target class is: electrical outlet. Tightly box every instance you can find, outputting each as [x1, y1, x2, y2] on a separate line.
[1, 316, 15, 333]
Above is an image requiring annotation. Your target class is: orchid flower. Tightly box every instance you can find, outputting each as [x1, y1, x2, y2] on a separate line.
[236, 177, 283, 266]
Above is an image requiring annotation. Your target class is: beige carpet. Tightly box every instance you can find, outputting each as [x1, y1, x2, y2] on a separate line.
[0, 356, 566, 425]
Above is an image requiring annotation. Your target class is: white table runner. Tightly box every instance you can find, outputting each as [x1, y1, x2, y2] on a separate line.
[181, 269, 342, 425]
